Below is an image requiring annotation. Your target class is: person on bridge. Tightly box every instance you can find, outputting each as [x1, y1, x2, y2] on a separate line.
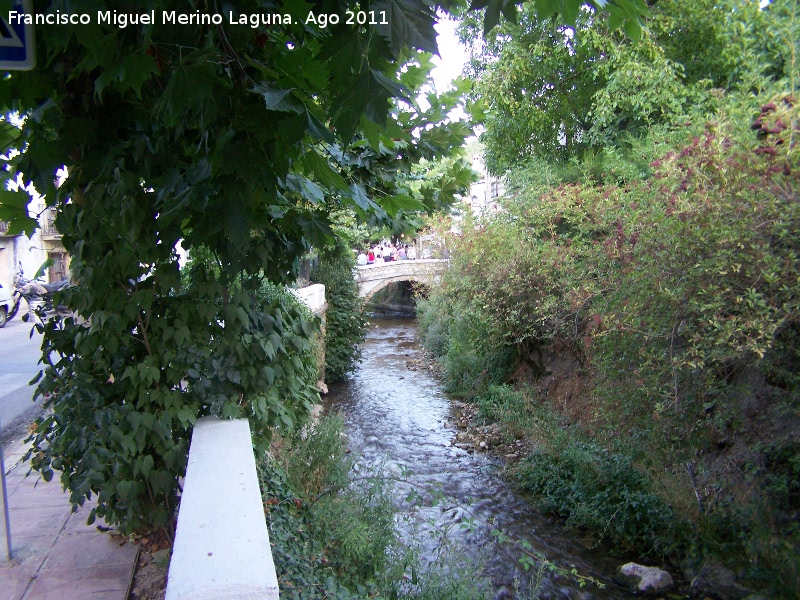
[367, 248, 375, 264]
[407, 245, 417, 260]
[357, 250, 367, 266]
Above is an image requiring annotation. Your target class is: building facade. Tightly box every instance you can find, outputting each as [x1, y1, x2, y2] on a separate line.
[465, 145, 504, 220]
[0, 203, 69, 290]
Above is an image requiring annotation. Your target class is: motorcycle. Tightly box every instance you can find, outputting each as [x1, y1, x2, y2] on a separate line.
[7, 265, 70, 323]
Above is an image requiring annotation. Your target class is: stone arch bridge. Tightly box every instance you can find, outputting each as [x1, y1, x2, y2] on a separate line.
[355, 259, 448, 302]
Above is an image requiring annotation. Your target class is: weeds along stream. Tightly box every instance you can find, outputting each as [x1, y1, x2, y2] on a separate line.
[323, 316, 639, 599]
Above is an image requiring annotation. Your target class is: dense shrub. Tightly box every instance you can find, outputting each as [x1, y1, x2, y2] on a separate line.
[593, 105, 800, 427]
[421, 93, 800, 590]
[416, 294, 451, 358]
[311, 241, 368, 383]
[476, 384, 535, 440]
[27, 274, 320, 536]
[515, 441, 685, 557]
[418, 275, 516, 397]
[262, 414, 402, 598]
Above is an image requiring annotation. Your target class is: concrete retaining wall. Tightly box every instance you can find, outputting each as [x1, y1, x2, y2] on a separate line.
[166, 284, 330, 599]
[290, 283, 326, 315]
[165, 417, 279, 600]
[292, 283, 327, 385]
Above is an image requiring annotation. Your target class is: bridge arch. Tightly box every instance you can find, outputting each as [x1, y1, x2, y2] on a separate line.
[355, 259, 447, 303]
[360, 275, 431, 304]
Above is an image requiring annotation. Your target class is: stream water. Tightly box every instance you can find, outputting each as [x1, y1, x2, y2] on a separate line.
[325, 317, 638, 599]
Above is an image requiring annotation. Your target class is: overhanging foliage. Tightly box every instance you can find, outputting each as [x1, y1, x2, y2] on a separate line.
[0, 0, 649, 537]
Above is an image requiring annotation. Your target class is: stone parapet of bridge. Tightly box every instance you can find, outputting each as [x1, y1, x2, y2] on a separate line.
[355, 259, 448, 301]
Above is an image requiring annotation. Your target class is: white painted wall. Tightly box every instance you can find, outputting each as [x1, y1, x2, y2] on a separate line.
[0, 232, 47, 289]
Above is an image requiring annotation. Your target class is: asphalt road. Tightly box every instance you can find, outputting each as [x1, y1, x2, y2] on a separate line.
[0, 310, 47, 447]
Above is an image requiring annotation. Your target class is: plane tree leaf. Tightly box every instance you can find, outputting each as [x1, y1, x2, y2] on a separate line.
[374, 0, 438, 55]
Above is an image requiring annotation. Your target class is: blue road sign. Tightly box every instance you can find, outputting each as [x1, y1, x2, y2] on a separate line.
[0, 0, 35, 71]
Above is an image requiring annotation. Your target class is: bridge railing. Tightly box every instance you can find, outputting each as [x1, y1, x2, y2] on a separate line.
[355, 258, 447, 271]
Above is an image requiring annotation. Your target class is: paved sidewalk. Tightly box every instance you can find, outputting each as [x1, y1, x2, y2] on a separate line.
[1, 440, 139, 600]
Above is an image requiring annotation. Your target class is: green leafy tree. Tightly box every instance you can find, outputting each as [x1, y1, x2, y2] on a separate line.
[466, 8, 607, 167]
[466, 0, 648, 39]
[467, 0, 791, 173]
[0, 0, 466, 536]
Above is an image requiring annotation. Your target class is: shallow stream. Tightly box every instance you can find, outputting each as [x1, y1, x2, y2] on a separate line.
[325, 317, 638, 599]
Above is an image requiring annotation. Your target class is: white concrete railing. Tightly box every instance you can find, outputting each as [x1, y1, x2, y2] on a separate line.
[165, 417, 279, 600]
[290, 283, 326, 315]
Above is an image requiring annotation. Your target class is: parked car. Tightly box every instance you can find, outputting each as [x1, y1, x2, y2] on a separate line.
[0, 281, 12, 327]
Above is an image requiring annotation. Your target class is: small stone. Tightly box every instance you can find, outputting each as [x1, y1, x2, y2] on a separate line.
[479, 441, 487, 449]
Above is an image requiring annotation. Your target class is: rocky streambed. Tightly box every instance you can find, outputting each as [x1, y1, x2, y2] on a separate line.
[405, 354, 533, 461]
[326, 317, 658, 599]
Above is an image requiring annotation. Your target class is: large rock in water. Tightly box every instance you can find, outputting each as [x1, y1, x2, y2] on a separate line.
[690, 561, 754, 600]
[617, 562, 675, 594]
